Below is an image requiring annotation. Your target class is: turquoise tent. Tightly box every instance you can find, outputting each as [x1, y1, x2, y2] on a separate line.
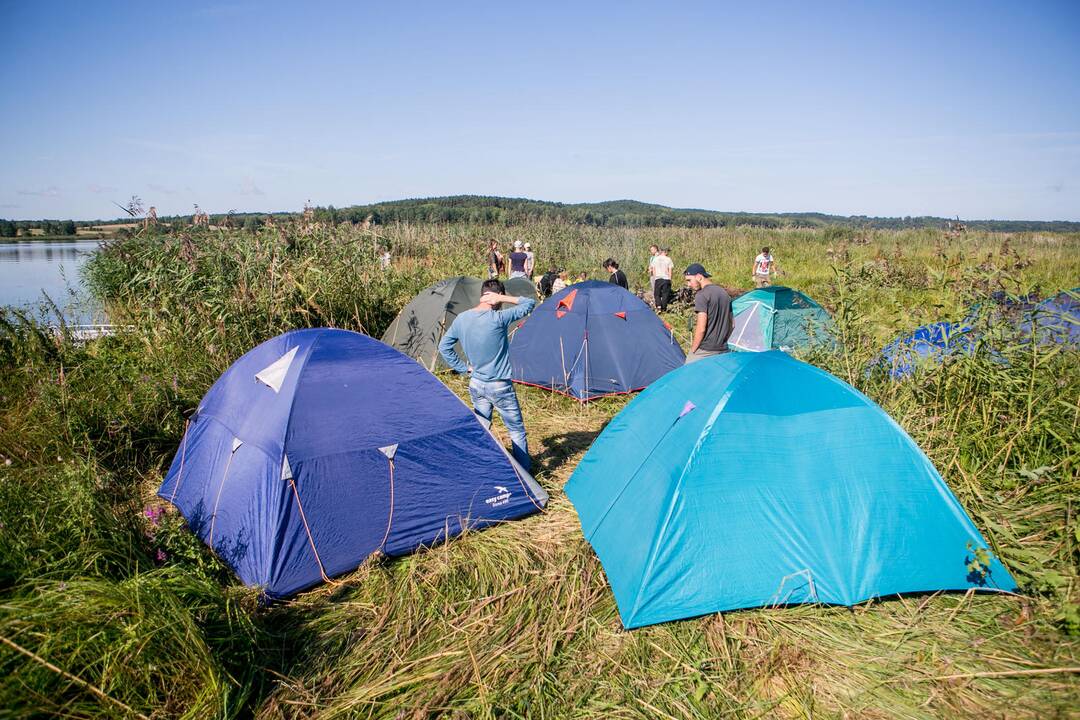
[565, 351, 1016, 628]
[727, 286, 834, 352]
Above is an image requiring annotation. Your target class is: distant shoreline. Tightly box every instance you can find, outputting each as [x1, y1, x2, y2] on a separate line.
[1, 235, 112, 243]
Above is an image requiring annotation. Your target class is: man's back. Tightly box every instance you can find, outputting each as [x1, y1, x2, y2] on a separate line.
[694, 284, 733, 352]
[439, 299, 535, 381]
[509, 252, 528, 274]
[654, 255, 673, 280]
[609, 269, 628, 289]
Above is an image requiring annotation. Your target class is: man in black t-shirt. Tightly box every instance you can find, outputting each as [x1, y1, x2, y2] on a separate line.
[603, 258, 628, 289]
[683, 263, 732, 364]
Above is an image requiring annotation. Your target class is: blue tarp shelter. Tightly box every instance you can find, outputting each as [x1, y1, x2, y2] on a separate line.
[1020, 288, 1079, 346]
[876, 321, 976, 379]
[159, 328, 548, 598]
[566, 351, 1016, 628]
[509, 281, 684, 401]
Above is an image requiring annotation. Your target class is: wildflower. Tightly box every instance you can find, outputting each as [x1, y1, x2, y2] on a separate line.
[143, 506, 163, 526]
[156, 549, 167, 563]
[58, 581, 67, 591]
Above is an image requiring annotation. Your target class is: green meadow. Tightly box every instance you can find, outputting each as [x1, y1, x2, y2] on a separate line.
[1, 221, 1077, 718]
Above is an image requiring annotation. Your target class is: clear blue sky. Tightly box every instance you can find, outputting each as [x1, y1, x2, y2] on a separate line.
[2, 0, 1078, 221]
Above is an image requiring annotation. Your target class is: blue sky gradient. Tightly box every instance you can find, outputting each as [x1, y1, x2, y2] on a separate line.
[2, 1, 1078, 220]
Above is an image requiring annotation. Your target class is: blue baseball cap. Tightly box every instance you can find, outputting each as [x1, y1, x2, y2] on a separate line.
[683, 263, 711, 277]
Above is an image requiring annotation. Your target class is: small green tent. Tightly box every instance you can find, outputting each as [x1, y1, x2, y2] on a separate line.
[727, 286, 834, 352]
[382, 276, 537, 370]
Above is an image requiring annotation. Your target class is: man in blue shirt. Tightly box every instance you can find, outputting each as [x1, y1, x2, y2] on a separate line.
[439, 279, 536, 469]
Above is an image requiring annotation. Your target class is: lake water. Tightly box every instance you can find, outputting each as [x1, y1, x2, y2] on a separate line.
[0, 239, 103, 323]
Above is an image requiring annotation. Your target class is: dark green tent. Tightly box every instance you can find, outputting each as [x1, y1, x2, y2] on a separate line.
[382, 276, 537, 370]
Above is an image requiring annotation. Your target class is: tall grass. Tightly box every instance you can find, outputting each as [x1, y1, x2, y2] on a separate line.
[1, 219, 1076, 717]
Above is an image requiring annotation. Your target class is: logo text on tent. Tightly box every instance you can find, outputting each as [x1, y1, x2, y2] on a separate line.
[485, 486, 512, 507]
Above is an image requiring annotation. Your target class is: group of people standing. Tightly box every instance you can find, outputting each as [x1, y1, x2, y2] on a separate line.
[454, 240, 781, 473]
[486, 238, 779, 313]
[487, 239, 537, 280]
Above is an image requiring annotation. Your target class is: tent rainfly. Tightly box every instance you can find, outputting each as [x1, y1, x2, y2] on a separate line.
[566, 351, 1016, 628]
[159, 328, 547, 598]
[382, 276, 537, 370]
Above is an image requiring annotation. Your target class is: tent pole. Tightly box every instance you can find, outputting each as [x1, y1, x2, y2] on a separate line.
[208, 443, 240, 547]
[168, 417, 191, 503]
[378, 457, 396, 551]
[288, 476, 338, 585]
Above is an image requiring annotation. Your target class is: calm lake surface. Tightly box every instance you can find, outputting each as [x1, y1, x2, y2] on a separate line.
[0, 239, 103, 323]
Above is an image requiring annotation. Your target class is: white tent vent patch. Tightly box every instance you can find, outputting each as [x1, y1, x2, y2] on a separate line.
[255, 346, 299, 393]
[281, 453, 293, 480]
[378, 444, 398, 459]
[231, 437, 244, 453]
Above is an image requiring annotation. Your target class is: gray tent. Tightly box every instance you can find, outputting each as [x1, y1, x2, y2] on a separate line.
[382, 276, 537, 370]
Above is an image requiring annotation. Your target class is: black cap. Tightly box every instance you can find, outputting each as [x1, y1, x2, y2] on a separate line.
[683, 263, 711, 277]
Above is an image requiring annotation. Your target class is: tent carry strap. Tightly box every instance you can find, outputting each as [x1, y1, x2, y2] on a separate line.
[168, 418, 191, 503]
[287, 476, 339, 586]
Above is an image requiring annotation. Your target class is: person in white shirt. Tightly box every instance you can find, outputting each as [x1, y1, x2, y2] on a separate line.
[753, 246, 778, 288]
[523, 243, 535, 278]
[647, 244, 660, 299]
[652, 247, 674, 311]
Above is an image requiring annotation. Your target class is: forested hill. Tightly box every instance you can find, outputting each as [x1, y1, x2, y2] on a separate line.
[310, 196, 1080, 232]
[21, 196, 1079, 233]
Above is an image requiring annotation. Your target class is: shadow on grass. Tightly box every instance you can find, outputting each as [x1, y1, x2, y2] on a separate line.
[533, 428, 605, 476]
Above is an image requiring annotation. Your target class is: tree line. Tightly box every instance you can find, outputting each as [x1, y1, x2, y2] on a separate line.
[15, 196, 1080, 234]
[0, 219, 77, 237]
[307, 197, 1080, 232]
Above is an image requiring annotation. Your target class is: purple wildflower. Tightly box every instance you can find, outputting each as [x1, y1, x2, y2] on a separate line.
[143, 506, 164, 526]
[156, 549, 168, 563]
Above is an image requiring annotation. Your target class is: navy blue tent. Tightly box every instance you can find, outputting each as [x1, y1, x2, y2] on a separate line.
[876, 321, 976, 380]
[509, 281, 685, 400]
[158, 328, 548, 598]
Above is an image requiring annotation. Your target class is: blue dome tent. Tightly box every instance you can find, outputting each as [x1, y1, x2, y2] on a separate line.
[876, 321, 976, 380]
[566, 351, 1016, 629]
[509, 281, 684, 401]
[159, 328, 548, 598]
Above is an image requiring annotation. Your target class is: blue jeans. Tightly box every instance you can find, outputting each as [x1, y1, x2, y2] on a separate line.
[468, 378, 530, 470]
